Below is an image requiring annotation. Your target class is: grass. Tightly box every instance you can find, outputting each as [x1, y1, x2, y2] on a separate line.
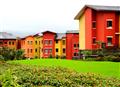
[8, 59, 120, 78]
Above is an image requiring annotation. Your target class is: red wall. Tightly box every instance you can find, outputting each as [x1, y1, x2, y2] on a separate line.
[84, 8, 119, 50]
[43, 32, 56, 58]
[66, 33, 79, 60]
[85, 8, 93, 50]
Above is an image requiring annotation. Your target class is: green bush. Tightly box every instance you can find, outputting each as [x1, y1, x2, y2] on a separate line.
[0, 63, 120, 87]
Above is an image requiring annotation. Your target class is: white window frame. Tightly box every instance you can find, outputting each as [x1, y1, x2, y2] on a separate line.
[106, 19, 113, 29]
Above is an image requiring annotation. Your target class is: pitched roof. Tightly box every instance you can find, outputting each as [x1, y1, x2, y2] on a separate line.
[74, 5, 120, 19]
[42, 31, 56, 34]
[0, 32, 17, 39]
[56, 33, 66, 39]
[66, 30, 79, 34]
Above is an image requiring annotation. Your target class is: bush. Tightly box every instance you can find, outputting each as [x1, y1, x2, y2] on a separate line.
[0, 55, 4, 61]
[0, 63, 120, 87]
[112, 57, 120, 62]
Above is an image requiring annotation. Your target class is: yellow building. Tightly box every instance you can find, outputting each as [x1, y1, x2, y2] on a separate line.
[55, 33, 66, 58]
[33, 34, 43, 58]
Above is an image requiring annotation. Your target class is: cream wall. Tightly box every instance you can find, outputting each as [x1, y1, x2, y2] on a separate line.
[79, 14, 85, 50]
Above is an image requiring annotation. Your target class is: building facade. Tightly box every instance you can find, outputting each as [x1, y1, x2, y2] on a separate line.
[66, 30, 79, 60]
[0, 32, 18, 49]
[75, 5, 120, 50]
[42, 31, 56, 58]
[55, 33, 66, 58]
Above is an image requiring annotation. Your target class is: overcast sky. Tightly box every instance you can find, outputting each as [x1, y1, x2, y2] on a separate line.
[0, 0, 120, 36]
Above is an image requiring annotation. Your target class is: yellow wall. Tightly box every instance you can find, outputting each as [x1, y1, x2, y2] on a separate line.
[55, 38, 66, 57]
[61, 38, 66, 56]
[119, 15, 120, 48]
[34, 36, 43, 58]
[79, 14, 85, 50]
[39, 36, 43, 58]
[34, 36, 40, 58]
[55, 40, 62, 57]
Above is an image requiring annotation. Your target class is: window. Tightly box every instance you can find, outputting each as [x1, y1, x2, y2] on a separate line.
[30, 49, 33, 53]
[44, 40, 49, 45]
[49, 40, 52, 45]
[49, 49, 52, 53]
[27, 41, 29, 44]
[74, 44, 76, 48]
[77, 44, 79, 47]
[93, 38, 96, 44]
[107, 20, 112, 29]
[12, 42, 14, 45]
[27, 49, 29, 53]
[63, 48, 66, 53]
[92, 21, 96, 28]
[44, 49, 48, 54]
[35, 41, 37, 45]
[4, 42, 7, 44]
[9, 41, 11, 45]
[35, 48, 37, 52]
[107, 37, 112, 46]
[0, 41, 3, 45]
[63, 40, 65, 45]
[56, 40, 58, 43]
[74, 53, 78, 56]
[30, 41, 33, 45]
[56, 48, 58, 52]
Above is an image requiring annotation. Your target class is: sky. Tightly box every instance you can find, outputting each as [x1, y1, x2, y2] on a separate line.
[0, 0, 120, 36]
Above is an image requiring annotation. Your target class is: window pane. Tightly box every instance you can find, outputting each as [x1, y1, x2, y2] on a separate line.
[56, 48, 58, 52]
[107, 37, 112, 46]
[107, 20, 112, 28]
[92, 21, 96, 28]
[49, 40, 52, 45]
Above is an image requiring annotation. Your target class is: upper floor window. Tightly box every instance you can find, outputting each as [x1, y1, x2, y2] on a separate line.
[9, 41, 11, 45]
[0, 41, 3, 45]
[56, 48, 58, 52]
[62, 40, 65, 45]
[56, 40, 58, 43]
[74, 44, 76, 48]
[49, 40, 52, 45]
[92, 21, 96, 29]
[35, 41, 37, 45]
[44, 40, 49, 45]
[4, 42, 7, 44]
[107, 19, 112, 29]
[12, 42, 14, 45]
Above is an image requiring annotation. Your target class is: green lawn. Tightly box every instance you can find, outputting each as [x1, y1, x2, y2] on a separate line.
[8, 59, 120, 78]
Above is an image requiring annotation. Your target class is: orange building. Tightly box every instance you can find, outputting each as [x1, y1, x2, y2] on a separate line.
[20, 35, 34, 58]
[0, 32, 18, 49]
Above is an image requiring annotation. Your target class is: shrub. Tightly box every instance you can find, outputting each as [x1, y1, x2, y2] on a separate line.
[112, 57, 120, 62]
[0, 63, 120, 87]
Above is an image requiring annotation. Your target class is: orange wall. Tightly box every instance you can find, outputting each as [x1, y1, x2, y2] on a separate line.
[21, 36, 34, 58]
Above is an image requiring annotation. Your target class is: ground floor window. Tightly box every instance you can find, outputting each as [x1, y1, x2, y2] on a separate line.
[107, 36, 112, 46]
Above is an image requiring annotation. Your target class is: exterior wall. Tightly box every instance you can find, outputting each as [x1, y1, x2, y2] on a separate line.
[55, 40, 62, 57]
[34, 36, 41, 58]
[78, 8, 120, 50]
[55, 38, 66, 58]
[119, 14, 120, 47]
[21, 36, 34, 58]
[66, 33, 79, 60]
[85, 8, 93, 49]
[0, 39, 17, 49]
[61, 38, 66, 57]
[43, 32, 55, 58]
[79, 14, 85, 50]
[39, 36, 43, 58]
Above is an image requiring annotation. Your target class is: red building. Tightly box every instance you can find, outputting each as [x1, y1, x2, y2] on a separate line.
[42, 31, 56, 58]
[74, 5, 120, 50]
[66, 30, 79, 59]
